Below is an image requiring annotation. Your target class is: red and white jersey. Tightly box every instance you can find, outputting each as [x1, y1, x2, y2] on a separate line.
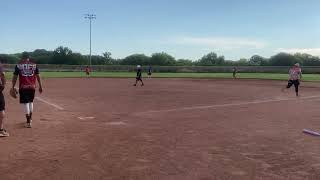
[289, 67, 302, 80]
[85, 67, 91, 73]
[14, 59, 39, 89]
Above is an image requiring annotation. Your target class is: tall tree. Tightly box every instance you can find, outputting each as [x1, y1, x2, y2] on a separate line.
[249, 55, 268, 66]
[294, 53, 320, 66]
[31, 49, 53, 64]
[237, 58, 249, 66]
[103, 51, 113, 64]
[198, 52, 225, 65]
[0, 54, 19, 64]
[52, 46, 74, 64]
[175, 59, 194, 66]
[53, 46, 73, 56]
[269, 53, 297, 66]
[150, 52, 175, 66]
[122, 54, 150, 65]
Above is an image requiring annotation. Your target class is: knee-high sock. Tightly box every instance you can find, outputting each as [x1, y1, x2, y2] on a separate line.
[24, 103, 30, 115]
[29, 103, 33, 113]
[24, 103, 31, 123]
[29, 103, 33, 120]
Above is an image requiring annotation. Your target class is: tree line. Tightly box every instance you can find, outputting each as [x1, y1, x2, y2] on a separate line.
[1, 46, 320, 66]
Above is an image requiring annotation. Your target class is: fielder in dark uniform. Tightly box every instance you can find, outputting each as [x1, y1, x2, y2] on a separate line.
[232, 67, 237, 79]
[12, 52, 43, 128]
[134, 65, 144, 86]
[147, 65, 152, 78]
[0, 64, 9, 137]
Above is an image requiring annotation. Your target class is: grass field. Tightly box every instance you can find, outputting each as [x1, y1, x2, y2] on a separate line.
[4, 71, 320, 81]
[7, 72, 320, 81]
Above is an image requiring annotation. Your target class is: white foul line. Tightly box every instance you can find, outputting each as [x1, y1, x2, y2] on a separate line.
[35, 97, 64, 110]
[78, 116, 95, 120]
[136, 95, 320, 115]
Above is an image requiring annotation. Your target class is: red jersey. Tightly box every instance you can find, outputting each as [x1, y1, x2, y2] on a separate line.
[14, 59, 39, 89]
[85, 67, 91, 73]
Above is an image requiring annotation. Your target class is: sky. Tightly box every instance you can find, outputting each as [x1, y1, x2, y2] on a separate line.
[1, 0, 320, 60]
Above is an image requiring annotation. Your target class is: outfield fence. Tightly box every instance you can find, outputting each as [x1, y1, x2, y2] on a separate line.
[3, 64, 320, 73]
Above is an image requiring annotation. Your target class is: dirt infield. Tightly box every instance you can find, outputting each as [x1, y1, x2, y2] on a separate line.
[1, 78, 320, 180]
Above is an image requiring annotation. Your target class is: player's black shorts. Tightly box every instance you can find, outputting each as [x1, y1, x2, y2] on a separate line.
[148, 72, 152, 75]
[287, 80, 300, 88]
[0, 92, 5, 111]
[19, 89, 35, 104]
[136, 77, 142, 81]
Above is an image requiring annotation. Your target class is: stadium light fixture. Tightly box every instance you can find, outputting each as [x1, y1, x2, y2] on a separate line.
[84, 14, 96, 67]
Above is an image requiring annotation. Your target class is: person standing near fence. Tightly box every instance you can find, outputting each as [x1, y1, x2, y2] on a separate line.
[147, 65, 152, 78]
[85, 66, 91, 77]
[232, 67, 237, 79]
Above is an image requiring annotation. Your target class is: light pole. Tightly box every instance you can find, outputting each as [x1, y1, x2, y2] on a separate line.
[84, 14, 96, 67]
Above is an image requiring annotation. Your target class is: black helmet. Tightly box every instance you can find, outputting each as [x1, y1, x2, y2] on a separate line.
[21, 52, 30, 59]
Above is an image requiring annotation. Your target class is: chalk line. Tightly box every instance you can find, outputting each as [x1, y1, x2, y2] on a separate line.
[136, 95, 320, 115]
[35, 97, 64, 110]
[78, 116, 95, 120]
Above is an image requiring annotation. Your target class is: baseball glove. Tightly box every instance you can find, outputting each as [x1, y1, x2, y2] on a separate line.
[10, 88, 18, 99]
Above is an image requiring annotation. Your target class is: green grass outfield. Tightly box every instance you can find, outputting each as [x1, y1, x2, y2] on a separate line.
[6, 72, 320, 81]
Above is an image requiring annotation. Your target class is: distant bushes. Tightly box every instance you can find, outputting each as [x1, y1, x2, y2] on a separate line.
[1, 47, 320, 67]
[2, 64, 320, 74]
